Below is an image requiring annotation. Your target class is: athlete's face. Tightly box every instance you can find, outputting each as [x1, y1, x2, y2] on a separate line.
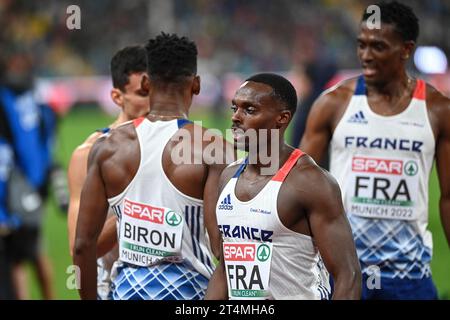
[111, 72, 150, 120]
[231, 81, 290, 151]
[357, 22, 414, 86]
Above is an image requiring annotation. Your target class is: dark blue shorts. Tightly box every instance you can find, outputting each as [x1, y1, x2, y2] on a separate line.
[361, 273, 438, 300]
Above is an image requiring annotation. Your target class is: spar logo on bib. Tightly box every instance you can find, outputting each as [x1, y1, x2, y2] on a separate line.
[165, 211, 182, 227]
[256, 244, 270, 262]
[224, 243, 256, 261]
[352, 157, 403, 175]
[404, 161, 418, 176]
[124, 199, 165, 224]
[223, 243, 271, 262]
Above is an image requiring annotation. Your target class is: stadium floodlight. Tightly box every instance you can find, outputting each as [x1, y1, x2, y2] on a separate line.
[414, 46, 448, 74]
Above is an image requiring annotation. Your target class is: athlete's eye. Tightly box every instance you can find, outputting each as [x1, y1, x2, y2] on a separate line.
[374, 44, 385, 51]
[230, 105, 237, 113]
[246, 107, 256, 114]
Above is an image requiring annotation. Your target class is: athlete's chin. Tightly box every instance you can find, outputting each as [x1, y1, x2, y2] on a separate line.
[233, 141, 249, 152]
[363, 74, 383, 86]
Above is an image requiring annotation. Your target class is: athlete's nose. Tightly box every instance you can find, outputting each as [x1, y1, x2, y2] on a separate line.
[231, 107, 243, 125]
[359, 47, 374, 63]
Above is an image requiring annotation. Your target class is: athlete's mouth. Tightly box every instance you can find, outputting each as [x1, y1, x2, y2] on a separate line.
[362, 65, 378, 77]
[231, 126, 246, 141]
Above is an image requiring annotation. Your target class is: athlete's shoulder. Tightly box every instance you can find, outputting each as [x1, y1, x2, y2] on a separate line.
[289, 152, 340, 194]
[423, 82, 450, 133]
[179, 121, 236, 166]
[425, 82, 450, 111]
[310, 77, 358, 120]
[89, 121, 137, 164]
[319, 77, 356, 102]
[75, 131, 103, 152]
[69, 130, 106, 167]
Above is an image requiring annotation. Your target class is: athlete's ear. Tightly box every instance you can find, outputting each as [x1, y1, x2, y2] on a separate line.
[276, 109, 292, 128]
[402, 40, 415, 60]
[141, 73, 151, 92]
[110, 88, 123, 108]
[192, 75, 200, 96]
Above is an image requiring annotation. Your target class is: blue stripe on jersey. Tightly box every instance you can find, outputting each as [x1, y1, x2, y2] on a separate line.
[232, 157, 248, 178]
[96, 127, 110, 134]
[183, 205, 214, 274]
[112, 205, 122, 219]
[206, 255, 213, 270]
[195, 206, 205, 264]
[354, 75, 366, 95]
[317, 284, 330, 300]
[189, 206, 198, 258]
[177, 119, 192, 128]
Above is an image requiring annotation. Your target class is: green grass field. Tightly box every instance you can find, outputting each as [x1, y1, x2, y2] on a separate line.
[28, 106, 449, 299]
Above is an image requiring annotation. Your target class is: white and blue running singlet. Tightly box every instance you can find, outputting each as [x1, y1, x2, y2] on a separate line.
[216, 150, 331, 300]
[330, 76, 435, 279]
[107, 118, 215, 300]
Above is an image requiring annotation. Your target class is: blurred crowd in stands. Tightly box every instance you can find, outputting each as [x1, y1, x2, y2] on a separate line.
[1, 0, 448, 78]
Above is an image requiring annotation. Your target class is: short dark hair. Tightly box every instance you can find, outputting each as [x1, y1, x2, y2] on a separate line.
[362, 1, 419, 42]
[110, 45, 147, 91]
[245, 73, 298, 115]
[145, 33, 197, 82]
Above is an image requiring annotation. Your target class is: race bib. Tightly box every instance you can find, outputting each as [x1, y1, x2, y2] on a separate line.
[119, 199, 183, 266]
[223, 242, 273, 300]
[347, 156, 419, 220]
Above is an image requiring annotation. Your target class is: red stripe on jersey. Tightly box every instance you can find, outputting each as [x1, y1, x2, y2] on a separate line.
[413, 79, 426, 101]
[133, 117, 145, 127]
[272, 149, 305, 182]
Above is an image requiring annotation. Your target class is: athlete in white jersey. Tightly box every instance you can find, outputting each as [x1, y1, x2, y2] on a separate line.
[301, 2, 450, 299]
[68, 45, 149, 299]
[206, 73, 361, 300]
[74, 33, 232, 300]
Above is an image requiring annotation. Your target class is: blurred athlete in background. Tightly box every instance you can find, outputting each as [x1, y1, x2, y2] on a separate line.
[67, 45, 149, 300]
[301, 1, 450, 299]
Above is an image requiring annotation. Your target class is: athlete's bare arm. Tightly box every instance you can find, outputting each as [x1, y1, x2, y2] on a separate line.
[203, 163, 225, 259]
[67, 133, 117, 258]
[96, 215, 118, 258]
[202, 129, 235, 259]
[68, 143, 92, 256]
[74, 125, 139, 300]
[300, 80, 354, 163]
[73, 139, 111, 300]
[427, 88, 450, 247]
[205, 164, 241, 300]
[288, 156, 361, 299]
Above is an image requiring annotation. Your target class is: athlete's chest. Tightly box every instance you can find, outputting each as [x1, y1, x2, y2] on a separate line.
[218, 176, 306, 234]
[333, 101, 435, 157]
[234, 173, 272, 201]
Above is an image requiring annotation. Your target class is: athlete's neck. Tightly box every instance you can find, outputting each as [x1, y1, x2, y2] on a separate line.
[365, 72, 413, 99]
[110, 112, 131, 128]
[245, 142, 293, 176]
[148, 89, 191, 120]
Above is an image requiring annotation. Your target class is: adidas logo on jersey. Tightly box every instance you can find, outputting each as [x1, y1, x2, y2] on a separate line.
[218, 194, 233, 210]
[348, 111, 368, 124]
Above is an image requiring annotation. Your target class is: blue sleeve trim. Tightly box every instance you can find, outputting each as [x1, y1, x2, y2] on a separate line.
[232, 157, 248, 178]
[354, 75, 366, 95]
[96, 127, 110, 134]
[177, 119, 193, 128]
